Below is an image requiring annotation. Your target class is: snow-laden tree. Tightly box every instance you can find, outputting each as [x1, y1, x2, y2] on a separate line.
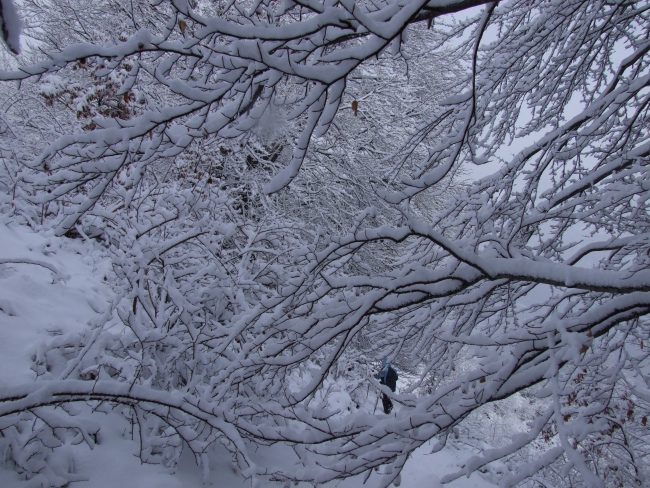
[3, 0, 650, 487]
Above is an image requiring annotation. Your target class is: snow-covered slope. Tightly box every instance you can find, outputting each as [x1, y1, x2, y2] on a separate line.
[0, 220, 113, 389]
[0, 219, 494, 488]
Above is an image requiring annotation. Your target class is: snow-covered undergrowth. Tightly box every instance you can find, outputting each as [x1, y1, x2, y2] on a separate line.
[0, 218, 499, 487]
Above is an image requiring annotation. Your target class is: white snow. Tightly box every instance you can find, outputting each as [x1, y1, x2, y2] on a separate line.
[0, 220, 112, 389]
[0, 216, 495, 488]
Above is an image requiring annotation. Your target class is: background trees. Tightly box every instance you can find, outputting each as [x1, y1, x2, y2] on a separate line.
[2, 0, 650, 487]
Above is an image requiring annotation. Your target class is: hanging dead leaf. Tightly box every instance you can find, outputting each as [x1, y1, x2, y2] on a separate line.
[123, 92, 129, 103]
[351, 100, 358, 116]
[179, 20, 187, 35]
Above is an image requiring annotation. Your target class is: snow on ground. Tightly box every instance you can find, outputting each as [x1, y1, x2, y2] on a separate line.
[0, 219, 113, 390]
[0, 219, 495, 488]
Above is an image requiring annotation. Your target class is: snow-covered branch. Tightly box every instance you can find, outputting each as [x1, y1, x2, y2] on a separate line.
[3, 0, 650, 486]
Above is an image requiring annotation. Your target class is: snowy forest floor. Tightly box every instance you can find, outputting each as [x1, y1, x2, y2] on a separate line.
[0, 218, 496, 488]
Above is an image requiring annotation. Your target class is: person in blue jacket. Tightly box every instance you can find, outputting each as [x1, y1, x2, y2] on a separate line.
[375, 358, 398, 414]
